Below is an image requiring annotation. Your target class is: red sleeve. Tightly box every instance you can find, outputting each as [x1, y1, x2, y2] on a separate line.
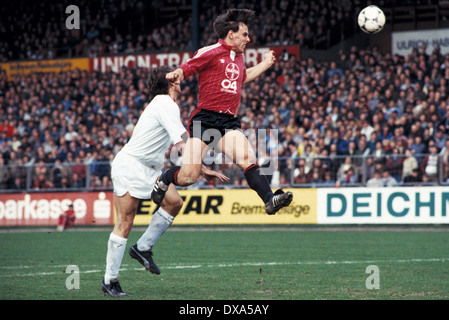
[180, 48, 214, 79]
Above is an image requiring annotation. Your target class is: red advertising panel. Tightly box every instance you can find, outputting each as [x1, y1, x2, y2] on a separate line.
[0, 191, 114, 226]
[89, 45, 300, 73]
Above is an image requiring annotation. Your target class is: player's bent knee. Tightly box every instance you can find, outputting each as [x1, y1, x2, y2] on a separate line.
[177, 168, 201, 186]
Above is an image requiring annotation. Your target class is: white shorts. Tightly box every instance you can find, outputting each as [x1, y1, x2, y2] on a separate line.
[111, 151, 160, 199]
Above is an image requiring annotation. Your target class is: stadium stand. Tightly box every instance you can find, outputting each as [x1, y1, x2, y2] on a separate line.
[0, 0, 449, 191]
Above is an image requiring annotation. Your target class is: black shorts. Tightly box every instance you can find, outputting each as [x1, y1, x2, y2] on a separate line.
[187, 109, 241, 145]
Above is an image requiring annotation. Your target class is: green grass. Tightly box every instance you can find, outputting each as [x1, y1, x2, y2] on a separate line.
[0, 227, 448, 300]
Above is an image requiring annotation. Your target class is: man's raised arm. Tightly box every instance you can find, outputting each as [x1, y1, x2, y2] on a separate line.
[244, 49, 276, 84]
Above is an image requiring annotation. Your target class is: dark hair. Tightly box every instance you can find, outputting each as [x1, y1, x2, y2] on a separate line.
[213, 9, 255, 39]
[147, 66, 172, 99]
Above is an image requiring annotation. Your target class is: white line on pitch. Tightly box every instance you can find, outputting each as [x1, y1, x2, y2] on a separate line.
[1, 258, 448, 278]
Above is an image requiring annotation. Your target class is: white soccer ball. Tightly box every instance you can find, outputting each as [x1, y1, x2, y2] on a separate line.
[358, 5, 386, 34]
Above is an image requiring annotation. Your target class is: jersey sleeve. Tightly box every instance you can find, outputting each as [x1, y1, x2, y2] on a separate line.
[157, 98, 187, 145]
[180, 47, 214, 79]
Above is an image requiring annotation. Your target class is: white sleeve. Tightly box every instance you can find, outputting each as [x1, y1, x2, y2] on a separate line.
[157, 98, 187, 145]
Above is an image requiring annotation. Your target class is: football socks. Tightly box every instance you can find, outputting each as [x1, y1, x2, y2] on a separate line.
[244, 164, 274, 204]
[104, 232, 128, 285]
[137, 208, 174, 252]
[161, 166, 181, 185]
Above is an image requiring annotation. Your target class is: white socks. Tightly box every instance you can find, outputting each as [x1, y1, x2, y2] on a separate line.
[104, 208, 174, 284]
[104, 232, 127, 285]
[137, 208, 174, 252]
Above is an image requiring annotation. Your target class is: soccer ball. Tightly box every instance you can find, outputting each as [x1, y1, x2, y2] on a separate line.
[358, 5, 386, 34]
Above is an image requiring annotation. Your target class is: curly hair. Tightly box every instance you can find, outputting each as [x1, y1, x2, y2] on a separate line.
[147, 66, 172, 99]
[213, 9, 255, 40]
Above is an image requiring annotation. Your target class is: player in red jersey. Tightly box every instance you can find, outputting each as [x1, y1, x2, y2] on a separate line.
[152, 9, 293, 215]
[57, 203, 76, 231]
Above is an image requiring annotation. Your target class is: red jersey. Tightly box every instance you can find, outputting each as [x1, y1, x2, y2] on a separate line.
[64, 208, 75, 217]
[180, 39, 247, 115]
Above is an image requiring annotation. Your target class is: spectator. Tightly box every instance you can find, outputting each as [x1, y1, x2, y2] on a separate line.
[309, 170, 324, 185]
[338, 166, 358, 185]
[345, 140, 364, 172]
[421, 145, 440, 182]
[385, 148, 403, 182]
[404, 168, 422, 185]
[90, 173, 102, 189]
[434, 130, 447, 150]
[33, 172, 54, 189]
[72, 156, 87, 181]
[402, 149, 418, 181]
[302, 144, 317, 174]
[321, 171, 335, 186]
[89, 150, 110, 179]
[50, 158, 69, 189]
[372, 140, 385, 161]
[337, 157, 358, 182]
[0, 157, 11, 189]
[378, 125, 393, 142]
[100, 175, 112, 188]
[409, 135, 426, 164]
[71, 172, 85, 189]
[309, 158, 326, 182]
[367, 170, 383, 187]
[367, 132, 379, 154]
[382, 170, 398, 187]
[10, 176, 23, 190]
[293, 163, 309, 184]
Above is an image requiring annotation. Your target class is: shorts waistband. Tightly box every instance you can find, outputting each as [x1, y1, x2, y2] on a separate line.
[197, 108, 237, 117]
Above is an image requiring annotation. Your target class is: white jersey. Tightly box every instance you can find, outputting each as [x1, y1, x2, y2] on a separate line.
[120, 94, 186, 170]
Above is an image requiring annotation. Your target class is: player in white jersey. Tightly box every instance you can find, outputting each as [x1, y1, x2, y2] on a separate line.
[102, 66, 228, 298]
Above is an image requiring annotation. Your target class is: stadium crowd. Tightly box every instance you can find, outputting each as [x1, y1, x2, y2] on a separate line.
[0, 0, 440, 62]
[1, 0, 359, 62]
[1, 0, 449, 191]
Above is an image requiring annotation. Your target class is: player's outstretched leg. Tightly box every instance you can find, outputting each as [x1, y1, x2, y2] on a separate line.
[265, 189, 294, 215]
[243, 163, 293, 215]
[219, 130, 294, 215]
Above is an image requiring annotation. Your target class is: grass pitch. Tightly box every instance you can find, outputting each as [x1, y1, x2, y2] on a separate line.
[0, 226, 448, 300]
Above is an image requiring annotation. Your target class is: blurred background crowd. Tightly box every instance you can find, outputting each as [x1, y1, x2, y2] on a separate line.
[0, 0, 441, 62]
[1, 0, 449, 191]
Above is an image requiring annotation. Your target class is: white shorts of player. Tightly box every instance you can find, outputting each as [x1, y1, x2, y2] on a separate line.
[111, 151, 160, 200]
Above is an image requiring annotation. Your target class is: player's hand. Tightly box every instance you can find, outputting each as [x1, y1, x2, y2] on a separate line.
[201, 165, 230, 182]
[264, 50, 276, 66]
[166, 71, 179, 82]
[166, 69, 184, 82]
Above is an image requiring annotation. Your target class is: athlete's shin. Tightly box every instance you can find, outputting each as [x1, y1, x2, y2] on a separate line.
[243, 163, 274, 204]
